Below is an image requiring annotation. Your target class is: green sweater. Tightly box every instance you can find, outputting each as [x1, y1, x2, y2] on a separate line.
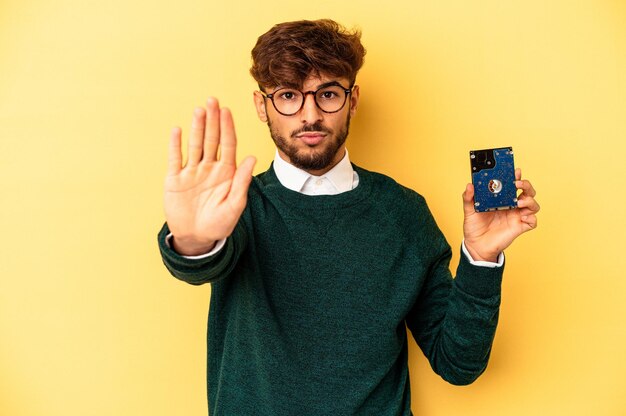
[158, 164, 504, 416]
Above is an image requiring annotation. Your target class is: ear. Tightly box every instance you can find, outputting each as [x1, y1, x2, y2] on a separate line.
[349, 85, 360, 117]
[253, 91, 268, 122]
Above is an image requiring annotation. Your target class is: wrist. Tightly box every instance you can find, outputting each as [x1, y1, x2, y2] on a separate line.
[464, 241, 498, 263]
[171, 236, 216, 256]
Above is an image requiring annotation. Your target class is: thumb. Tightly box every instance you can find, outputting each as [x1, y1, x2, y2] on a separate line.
[463, 183, 476, 216]
[228, 156, 257, 209]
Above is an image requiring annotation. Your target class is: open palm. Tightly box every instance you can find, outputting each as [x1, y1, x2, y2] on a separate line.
[164, 98, 256, 256]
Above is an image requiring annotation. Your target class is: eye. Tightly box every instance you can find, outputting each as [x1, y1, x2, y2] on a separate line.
[317, 88, 341, 101]
[276, 90, 300, 101]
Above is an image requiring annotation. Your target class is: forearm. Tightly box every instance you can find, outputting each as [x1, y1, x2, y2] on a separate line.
[436, 254, 503, 384]
[408, 247, 504, 385]
[157, 222, 246, 285]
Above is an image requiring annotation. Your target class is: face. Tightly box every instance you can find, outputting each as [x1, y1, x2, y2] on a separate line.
[254, 75, 360, 175]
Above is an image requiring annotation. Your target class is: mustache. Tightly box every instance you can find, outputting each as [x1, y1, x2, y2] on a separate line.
[290, 122, 332, 138]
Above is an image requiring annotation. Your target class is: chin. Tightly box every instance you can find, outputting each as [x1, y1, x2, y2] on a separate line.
[292, 148, 338, 171]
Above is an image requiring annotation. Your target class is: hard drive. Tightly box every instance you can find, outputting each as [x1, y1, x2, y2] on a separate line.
[470, 147, 518, 212]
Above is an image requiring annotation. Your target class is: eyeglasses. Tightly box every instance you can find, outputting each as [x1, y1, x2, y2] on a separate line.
[259, 82, 354, 116]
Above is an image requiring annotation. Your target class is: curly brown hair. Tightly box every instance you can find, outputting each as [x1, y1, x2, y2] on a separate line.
[250, 19, 366, 91]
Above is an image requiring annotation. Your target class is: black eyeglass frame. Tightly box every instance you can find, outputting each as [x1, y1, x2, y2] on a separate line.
[259, 81, 355, 116]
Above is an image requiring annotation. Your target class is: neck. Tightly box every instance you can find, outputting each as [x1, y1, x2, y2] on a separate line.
[277, 148, 346, 176]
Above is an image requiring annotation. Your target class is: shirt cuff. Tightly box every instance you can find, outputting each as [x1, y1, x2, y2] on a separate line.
[165, 233, 226, 259]
[461, 239, 504, 268]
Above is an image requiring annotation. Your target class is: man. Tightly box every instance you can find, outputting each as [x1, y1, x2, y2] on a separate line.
[158, 19, 539, 415]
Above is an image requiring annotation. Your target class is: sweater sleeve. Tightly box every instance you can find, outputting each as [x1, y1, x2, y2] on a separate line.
[157, 220, 248, 285]
[405, 201, 504, 386]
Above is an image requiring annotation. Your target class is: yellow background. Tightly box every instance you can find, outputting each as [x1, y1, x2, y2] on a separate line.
[1, 0, 625, 414]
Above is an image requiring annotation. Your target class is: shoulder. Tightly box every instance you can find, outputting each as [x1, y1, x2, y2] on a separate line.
[354, 164, 449, 252]
[353, 164, 428, 208]
[354, 164, 443, 231]
[246, 164, 281, 197]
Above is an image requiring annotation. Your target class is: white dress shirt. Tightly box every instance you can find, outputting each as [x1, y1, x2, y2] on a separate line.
[273, 148, 359, 195]
[167, 149, 503, 267]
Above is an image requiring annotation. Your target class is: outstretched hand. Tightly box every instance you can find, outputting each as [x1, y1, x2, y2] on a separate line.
[462, 168, 539, 262]
[164, 98, 256, 256]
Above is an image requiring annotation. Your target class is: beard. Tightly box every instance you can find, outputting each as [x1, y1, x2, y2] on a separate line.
[267, 115, 351, 172]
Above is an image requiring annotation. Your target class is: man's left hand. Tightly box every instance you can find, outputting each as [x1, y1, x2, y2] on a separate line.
[463, 168, 540, 262]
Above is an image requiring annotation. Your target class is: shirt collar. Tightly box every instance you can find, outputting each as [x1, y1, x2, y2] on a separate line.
[273, 149, 355, 193]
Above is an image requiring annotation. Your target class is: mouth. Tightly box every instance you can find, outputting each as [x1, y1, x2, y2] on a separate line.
[295, 132, 327, 146]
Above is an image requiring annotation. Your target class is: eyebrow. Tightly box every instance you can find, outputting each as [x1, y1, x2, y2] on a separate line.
[311, 81, 345, 90]
[272, 80, 348, 93]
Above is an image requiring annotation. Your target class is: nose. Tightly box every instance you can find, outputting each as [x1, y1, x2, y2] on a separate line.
[299, 92, 323, 124]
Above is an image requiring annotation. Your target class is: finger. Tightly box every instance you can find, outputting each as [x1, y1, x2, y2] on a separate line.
[515, 167, 522, 181]
[187, 107, 206, 167]
[220, 108, 237, 166]
[167, 127, 182, 176]
[227, 156, 257, 210]
[203, 98, 220, 163]
[516, 179, 537, 198]
[462, 183, 476, 216]
[516, 195, 541, 213]
[521, 214, 538, 231]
